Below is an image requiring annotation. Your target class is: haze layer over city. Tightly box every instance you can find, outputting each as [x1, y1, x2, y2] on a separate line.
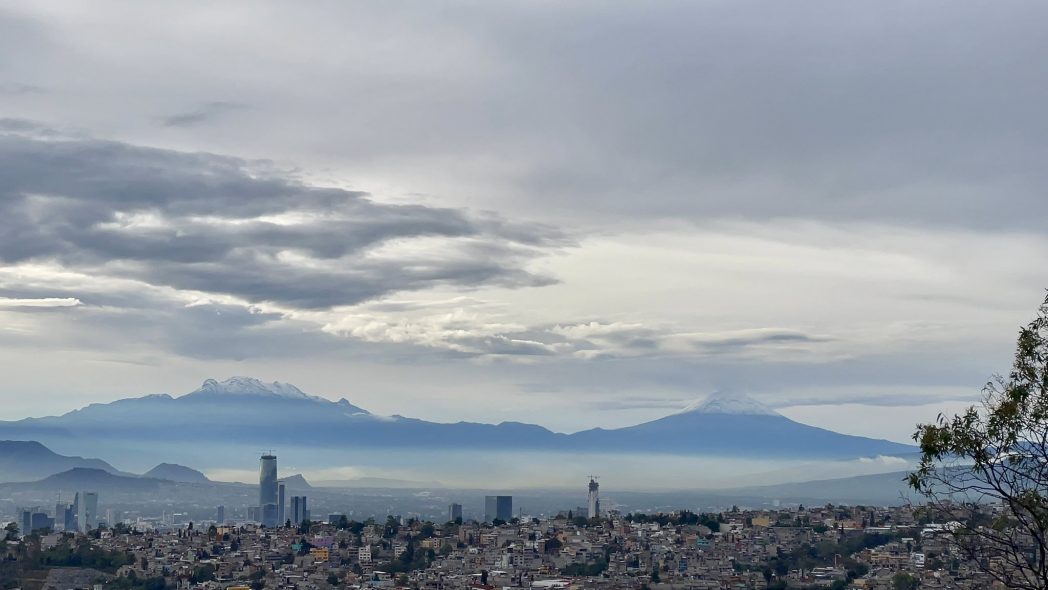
[2, 4, 1048, 588]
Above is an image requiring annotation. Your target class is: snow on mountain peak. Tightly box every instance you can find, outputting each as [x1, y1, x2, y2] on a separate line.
[191, 377, 314, 400]
[678, 391, 779, 416]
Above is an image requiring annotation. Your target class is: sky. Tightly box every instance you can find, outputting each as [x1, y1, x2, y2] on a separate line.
[1, 1, 1046, 443]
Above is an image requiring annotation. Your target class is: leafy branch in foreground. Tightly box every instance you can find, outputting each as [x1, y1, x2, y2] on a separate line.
[910, 292, 1048, 590]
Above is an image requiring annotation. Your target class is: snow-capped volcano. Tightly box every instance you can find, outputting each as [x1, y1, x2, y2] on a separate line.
[678, 391, 780, 416]
[0, 378, 917, 463]
[185, 377, 317, 401]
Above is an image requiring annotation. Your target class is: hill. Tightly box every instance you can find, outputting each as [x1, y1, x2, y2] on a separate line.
[724, 470, 916, 505]
[142, 463, 210, 483]
[0, 440, 124, 483]
[281, 474, 312, 490]
[33, 468, 169, 493]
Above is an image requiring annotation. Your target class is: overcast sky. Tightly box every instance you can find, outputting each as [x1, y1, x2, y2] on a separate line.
[1, 1, 1046, 442]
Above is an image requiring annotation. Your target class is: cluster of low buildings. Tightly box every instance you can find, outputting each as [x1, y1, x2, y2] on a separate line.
[31, 502, 1013, 590]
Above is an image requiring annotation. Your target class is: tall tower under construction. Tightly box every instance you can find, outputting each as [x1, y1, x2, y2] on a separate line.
[587, 477, 600, 519]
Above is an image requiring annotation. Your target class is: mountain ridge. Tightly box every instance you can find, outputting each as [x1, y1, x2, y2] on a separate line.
[0, 440, 126, 482]
[142, 463, 211, 483]
[0, 378, 916, 465]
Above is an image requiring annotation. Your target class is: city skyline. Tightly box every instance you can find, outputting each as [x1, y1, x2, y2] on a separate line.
[0, 3, 1044, 588]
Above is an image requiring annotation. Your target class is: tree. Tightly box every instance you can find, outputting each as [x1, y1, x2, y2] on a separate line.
[4, 522, 18, 541]
[191, 564, 216, 583]
[892, 572, 919, 590]
[910, 292, 1048, 590]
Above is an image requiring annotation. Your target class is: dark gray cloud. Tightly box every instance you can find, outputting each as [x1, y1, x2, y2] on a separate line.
[690, 330, 834, 355]
[3, 2, 1047, 231]
[161, 101, 247, 128]
[0, 82, 45, 95]
[0, 121, 567, 309]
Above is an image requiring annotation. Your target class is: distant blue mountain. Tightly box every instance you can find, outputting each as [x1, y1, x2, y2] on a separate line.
[0, 377, 915, 464]
[142, 463, 210, 483]
[0, 440, 125, 482]
[280, 473, 312, 490]
[32, 467, 169, 493]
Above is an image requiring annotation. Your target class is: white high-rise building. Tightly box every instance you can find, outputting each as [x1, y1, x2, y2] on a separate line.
[78, 492, 98, 532]
[587, 477, 600, 519]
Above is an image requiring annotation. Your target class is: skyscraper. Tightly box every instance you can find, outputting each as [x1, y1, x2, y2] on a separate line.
[56, 502, 73, 532]
[277, 481, 286, 526]
[19, 507, 54, 534]
[448, 503, 462, 522]
[216, 505, 225, 524]
[291, 496, 309, 525]
[587, 477, 600, 519]
[484, 496, 512, 522]
[77, 492, 98, 532]
[62, 503, 75, 532]
[71, 493, 79, 532]
[19, 508, 33, 535]
[259, 454, 278, 527]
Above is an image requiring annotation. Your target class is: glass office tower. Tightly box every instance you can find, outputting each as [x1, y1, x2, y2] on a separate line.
[259, 454, 278, 527]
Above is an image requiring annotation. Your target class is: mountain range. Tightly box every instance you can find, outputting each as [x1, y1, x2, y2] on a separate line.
[0, 442, 211, 484]
[0, 440, 125, 482]
[0, 377, 916, 469]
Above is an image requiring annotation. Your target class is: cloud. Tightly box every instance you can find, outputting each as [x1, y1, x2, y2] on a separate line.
[0, 121, 566, 310]
[0, 82, 45, 96]
[0, 297, 81, 308]
[857, 455, 910, 467]
[161, 101, 247, 127]
[324, 307, 833, 362]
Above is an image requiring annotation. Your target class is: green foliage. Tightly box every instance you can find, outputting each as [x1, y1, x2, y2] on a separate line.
[39, 538, 132, 573]
[104, 574, 169, 590]
[379, 538, 433, 573]
[910, 292, 1048, 589]
[625, 511, 721, 529]
[892, 572, 919, 590]
[190, 564, 216, 583]
[760, 533, 890, 578]
[561, 560, 608, 577]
